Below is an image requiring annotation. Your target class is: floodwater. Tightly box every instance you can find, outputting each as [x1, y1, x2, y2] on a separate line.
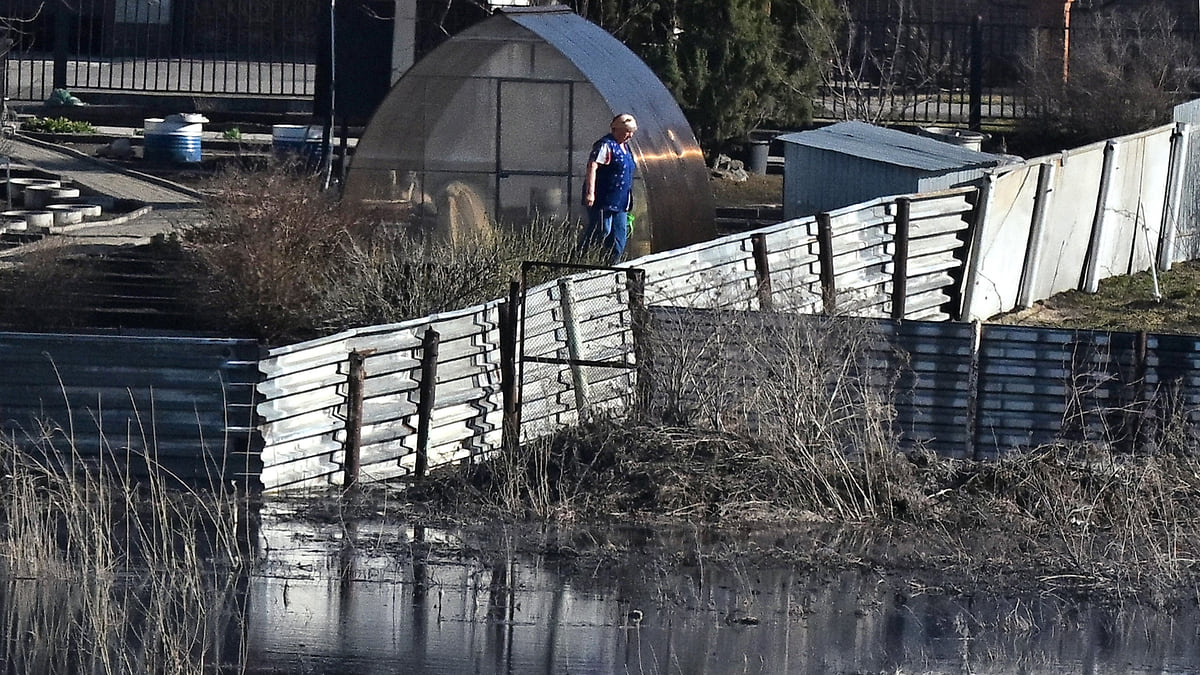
[239, 509, 1200, 675]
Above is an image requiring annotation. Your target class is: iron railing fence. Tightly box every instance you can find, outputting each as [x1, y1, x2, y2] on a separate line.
[1, 0, 320, 102]
[814, 18, 1200, 125]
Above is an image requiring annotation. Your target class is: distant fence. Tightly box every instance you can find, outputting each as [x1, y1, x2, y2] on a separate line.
[814, 18, 1200, 124]
[0, 332, 262, 486]
[1, 0, 320, 101]
[652, 310, 1200, 460]
[256, 112, 1200, 491]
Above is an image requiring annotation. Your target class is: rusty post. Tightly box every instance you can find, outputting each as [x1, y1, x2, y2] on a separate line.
[415, 327, 440, 478]
[343, 350, 365, 492]
[891, 197, 911, 320]
[751, 233, 774, 311]
[816, 212, 836, 315]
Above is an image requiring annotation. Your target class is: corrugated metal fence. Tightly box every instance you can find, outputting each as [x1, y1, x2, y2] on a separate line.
[255, 113, 1200, 491]
[0, 331, 262, 486]
[648, 310, 1200, 460]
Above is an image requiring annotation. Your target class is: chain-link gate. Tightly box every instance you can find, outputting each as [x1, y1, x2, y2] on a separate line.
[514, 261, 648, 444]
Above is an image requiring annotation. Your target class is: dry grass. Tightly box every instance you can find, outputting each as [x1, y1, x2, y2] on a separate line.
[412, 310, 1200, 603]
[180, 164, 593, 343]
[992, 259, 1200, 334]
[0, 438, 250, 673]
[709, 173, 782, 207]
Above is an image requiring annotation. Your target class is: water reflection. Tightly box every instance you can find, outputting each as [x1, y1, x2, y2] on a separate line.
[2, 505, 1197, 674]
[237, 511, 1200, 674]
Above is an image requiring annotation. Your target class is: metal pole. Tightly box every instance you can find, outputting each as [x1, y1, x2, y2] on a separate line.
[1017, 161, 1056, 308]
[322, 0, 337, 190]
[1082, 141, 1117, 293]
[969, 15, 983, 131]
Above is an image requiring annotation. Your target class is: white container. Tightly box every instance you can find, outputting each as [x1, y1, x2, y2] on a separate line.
[60, 201, 103, 219]
[2, 210, 54, 232]
[24, 185, 81, 209]
[46, 204, 86, 226]
[5, 177, 61, 205]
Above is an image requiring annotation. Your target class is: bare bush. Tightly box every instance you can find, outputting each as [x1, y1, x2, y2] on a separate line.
[181, 165, 586, 343]
[1024, 1, 1196, 141]
[802, 0, 960, 123]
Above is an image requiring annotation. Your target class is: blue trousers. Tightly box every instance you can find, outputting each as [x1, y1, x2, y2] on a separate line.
[580, 207, 628, 265]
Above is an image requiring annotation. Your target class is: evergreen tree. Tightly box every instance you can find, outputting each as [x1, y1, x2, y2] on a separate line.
[569, 0, 839, 156]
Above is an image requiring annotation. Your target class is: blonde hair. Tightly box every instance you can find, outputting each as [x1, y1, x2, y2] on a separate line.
[611, 113, 637, 132]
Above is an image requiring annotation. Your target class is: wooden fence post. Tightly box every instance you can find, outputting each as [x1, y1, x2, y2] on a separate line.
[557, 277, 590, 415]
[816, 212, 836, 314]
[626, 269, 650, 414]
[343, 350, 365, 491]
[751, 233, 774, 311]
[891, 197, 911, 320]
[415, 327, 440, 478]
[499, 280, 521, 452]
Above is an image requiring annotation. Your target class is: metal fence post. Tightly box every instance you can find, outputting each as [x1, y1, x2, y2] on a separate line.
[1082, 141, 1117, 293]
[969, 15, 983, 131]
[1018, 161, 1056, 309]
[968, 320, 983, 461]
[415, 327, 440, 478]
[53, 3, 70, 90]
[342, 350, 365, 491]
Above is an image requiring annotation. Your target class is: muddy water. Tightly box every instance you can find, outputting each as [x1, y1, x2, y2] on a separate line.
[241, 511, 1200, 674]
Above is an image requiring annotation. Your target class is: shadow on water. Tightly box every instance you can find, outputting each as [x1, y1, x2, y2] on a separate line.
[231, 507, 1200, 675]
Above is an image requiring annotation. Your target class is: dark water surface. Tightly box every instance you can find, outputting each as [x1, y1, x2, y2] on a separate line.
[240, 511, 1200, 674]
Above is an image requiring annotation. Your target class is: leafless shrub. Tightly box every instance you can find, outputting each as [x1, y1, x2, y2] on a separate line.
[1024, 1, 1195, 141]
[180, 164, 586, 343]
[802, 0, 960, 123]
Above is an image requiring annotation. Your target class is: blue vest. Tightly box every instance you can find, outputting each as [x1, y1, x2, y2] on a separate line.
[588, 134, 636, 212]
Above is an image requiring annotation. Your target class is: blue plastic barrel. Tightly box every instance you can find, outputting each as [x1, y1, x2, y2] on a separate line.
[143, 118, 202, 163]
[272, 125, 323, 166]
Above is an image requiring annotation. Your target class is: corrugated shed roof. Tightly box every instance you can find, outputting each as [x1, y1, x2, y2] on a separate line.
[779, 121, 1008, 171]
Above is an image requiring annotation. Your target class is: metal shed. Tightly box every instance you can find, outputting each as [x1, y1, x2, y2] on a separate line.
[344, 6, 715, 258]
[779, 121, 1012, 218]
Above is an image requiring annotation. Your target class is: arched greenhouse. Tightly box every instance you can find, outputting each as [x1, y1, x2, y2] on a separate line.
[343, 6, 716, 259]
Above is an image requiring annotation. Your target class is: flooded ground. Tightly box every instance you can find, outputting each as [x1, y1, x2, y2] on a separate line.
[236, 505, 1200, 674]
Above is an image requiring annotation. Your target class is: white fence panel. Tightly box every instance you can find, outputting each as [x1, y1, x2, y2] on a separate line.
[965, 163, 1039, 321]
[758, 217, 822, 312]
[1030, 143, 1105, 300]
[636, 236, 760, 309]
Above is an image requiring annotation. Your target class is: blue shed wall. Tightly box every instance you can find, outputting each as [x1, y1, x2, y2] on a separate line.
[784, 144, 993, 218]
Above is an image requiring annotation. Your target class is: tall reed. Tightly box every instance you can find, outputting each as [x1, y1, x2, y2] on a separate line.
[0, 437, 250, 674]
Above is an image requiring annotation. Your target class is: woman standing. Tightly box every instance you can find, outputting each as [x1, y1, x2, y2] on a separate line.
[580, 113, 637, 265]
